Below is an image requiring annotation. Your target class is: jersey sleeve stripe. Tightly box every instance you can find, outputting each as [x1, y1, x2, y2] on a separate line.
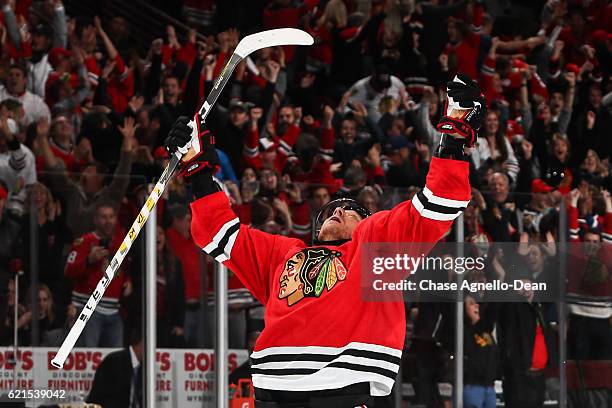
[422, 187, 470, 208]
[203, 218, 240, 262]
[208, 223, 240, 262]
[412, 191, 465, 221]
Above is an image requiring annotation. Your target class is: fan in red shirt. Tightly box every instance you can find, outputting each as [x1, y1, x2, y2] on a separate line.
[65, 202, 131, 348]
[165, 204, 206, 347]
[442, 4, 485, 79]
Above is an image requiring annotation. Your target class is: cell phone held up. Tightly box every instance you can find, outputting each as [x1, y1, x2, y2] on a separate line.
[99, 238, 110, 249]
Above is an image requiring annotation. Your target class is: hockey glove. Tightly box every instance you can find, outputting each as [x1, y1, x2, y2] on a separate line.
[165, 115, 220, 179]
[436, 73, 486, 148]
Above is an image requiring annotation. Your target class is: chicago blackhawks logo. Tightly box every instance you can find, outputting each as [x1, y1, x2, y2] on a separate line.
[278, 248, 348, 306]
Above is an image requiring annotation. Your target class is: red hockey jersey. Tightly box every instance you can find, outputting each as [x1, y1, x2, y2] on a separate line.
[65, 230, 130, 315]
[190, 157, 470, 396]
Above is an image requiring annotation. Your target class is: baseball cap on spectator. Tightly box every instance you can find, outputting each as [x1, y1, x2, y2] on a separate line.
[505, 119, 525, 143]
[385, 136, 414, 152]
[33, 24, 53, 39]
[565, 63, 581, 75]
[347, 12, 365, 28]
[154, 146, 169, 160]
[531, 165, 572, 194]
[370, 65, 392, 92]
[48, 48, 73, 68]
[229, 99, 248, 112]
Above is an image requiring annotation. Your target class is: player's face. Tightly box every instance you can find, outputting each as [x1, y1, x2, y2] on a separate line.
[318, 206, 363, 241]
[279, 252, 305, 301]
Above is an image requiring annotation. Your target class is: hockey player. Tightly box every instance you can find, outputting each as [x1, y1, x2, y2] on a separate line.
[164, 74, 486, 407]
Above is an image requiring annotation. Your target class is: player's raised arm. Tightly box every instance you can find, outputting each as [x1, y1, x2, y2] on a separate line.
[354, 74, 486, 244]
[164, 116, 301, 304]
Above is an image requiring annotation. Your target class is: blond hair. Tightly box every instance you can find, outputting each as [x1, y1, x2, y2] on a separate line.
[321, 0, 347, 28]
[25, 182, 53, 213]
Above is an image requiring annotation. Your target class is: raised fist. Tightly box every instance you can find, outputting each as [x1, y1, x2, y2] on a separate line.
[436, 73, 486, 148]
[165, 116, 220, 179]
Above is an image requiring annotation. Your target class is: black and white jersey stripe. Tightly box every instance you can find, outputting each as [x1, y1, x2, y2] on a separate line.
[411, 187, 469, 221]
[72, 291, 119, 315]
[206, 288, 258, 306]
[249, 342, 401, 396]
[203, 218, 240, 263]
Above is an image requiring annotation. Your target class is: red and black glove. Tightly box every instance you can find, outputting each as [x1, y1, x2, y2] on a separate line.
[436, 73, 486, 148]
[165, 115, 220, 179]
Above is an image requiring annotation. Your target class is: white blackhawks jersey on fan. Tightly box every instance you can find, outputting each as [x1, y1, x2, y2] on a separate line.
[190, 157, 471, 396]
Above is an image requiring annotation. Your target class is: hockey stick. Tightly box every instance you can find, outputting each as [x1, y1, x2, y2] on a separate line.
[52, 28, 314, 369]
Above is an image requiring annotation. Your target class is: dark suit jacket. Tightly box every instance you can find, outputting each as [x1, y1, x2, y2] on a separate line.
[87, 348, 133, 408]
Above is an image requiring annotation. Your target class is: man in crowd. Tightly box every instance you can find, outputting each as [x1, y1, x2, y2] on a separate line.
[65, 202, 132, 347]
[0, 65, 51, 125]
[88, 329, 143, 408]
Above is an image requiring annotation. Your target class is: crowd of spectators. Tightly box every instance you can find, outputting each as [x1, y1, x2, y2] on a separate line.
[0, 0, 609, 406]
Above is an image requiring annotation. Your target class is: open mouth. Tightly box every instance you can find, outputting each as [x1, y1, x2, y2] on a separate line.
[329, 216, 341, 224]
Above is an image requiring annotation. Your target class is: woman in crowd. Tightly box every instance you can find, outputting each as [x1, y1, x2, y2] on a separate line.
[22, 182, 71, 303]
[472, 110, 520, 184]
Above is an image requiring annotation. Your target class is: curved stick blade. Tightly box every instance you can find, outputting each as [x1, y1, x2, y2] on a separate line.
[234, 28, 314, 58]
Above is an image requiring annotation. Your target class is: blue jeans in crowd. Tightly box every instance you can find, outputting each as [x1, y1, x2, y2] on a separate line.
[81, 311, 123, 347]
[463, 385, 496, 408]
[184, 307, 205, 347]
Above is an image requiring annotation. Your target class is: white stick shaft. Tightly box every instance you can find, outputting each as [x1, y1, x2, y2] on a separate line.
[52, 28, 313, 369]
[51, 160, 174, 368]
